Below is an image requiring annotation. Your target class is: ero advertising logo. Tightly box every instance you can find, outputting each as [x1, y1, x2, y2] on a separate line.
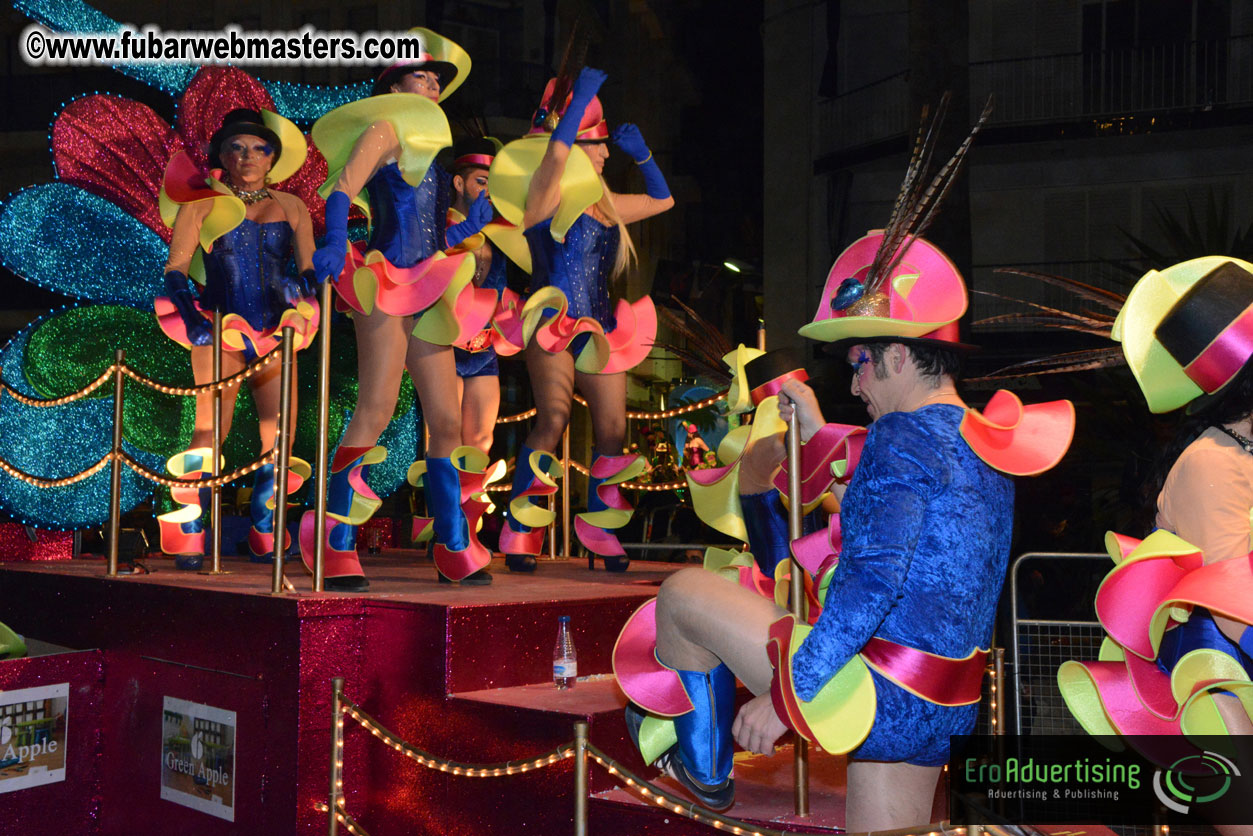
[1153, 751, 1241, 814]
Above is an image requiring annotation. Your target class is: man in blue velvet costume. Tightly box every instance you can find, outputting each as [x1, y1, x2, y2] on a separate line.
[621, 231, 1074, 829]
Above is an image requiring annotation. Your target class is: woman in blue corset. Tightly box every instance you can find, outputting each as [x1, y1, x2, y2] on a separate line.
[489, 67, 674, 573]
[156, 108, 318, 569]
[307, 29, 497, 589]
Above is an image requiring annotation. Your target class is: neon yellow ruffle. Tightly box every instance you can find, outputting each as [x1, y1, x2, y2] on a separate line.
[487, 135, 602, 241]
[313, 94, 452, 219]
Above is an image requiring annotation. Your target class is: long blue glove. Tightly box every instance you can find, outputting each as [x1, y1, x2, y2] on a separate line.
[163, 270, 212, 346]
[312, 190, 350, 282]
[551, 67, 607, 148]
[445, 192, 494, 249]
[275, 269, 317, 306]
[612, 123, 670, 200]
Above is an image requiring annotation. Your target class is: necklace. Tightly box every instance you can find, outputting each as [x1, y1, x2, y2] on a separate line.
[223, 175, 270, 205]
[1216, 424, 1253, 455]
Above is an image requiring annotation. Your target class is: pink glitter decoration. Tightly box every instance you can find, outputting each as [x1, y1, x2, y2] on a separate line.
[359, 516, 397, 550]
[0, 523, 72, 561]
[51, 67, 330, 244]
[53, 95, 182, 242]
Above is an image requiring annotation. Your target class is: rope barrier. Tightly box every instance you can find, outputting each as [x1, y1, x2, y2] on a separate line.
[322, 679, 836, 836]
[0, 366, 116, 407]
[341, 698, 574, 777]
[313, 802, 371, 836]
[0, 449, 277, 491]
[494, 390, 727, 425]
[0, 453, 113, 488]
[118, 450, 277, 489]
[121, 348, 281, 395]
[0, 350, 281, 409]
[586, 744, 788, 836]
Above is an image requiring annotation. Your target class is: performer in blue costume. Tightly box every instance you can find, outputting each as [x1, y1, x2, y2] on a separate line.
[156, 108, 318, 569]
[444, 136, 526, 454]
[614, 100, 1074, 826]
[306, 29, 498, 589]
[488, 67, 674, 573]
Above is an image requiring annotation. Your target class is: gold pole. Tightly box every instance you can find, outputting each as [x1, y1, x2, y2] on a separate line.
[992, 647, 1005, 735]
[209, 310, 224, 574]
[272, 327, 296, 593]
[106, 348, 125, 577]
[757, 319, 766, 351]
[328, 675, 344, 836]
[313, 281, 334, 592]
[562, 427, 571, 561]
[573, 720, 588, 836]
[786, 411, 809, 817]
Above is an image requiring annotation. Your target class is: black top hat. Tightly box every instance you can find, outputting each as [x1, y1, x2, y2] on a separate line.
[744, 349, 810, 406]
[450, 136, 498, 172]
[372, 57, 460, 96]
[1154, 260, 1253, 412]
[208, 109, 282, 169]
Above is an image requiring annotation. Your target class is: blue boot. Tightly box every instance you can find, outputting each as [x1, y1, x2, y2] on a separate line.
[426, 456, 491, 584]
[500, 445, 556, 571]
[626, 663, 737, 811]
[299, 446, 381, 592]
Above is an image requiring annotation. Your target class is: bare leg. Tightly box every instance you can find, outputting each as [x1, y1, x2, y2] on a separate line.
[654, 567, 784, 692]
[189, 346, 244, 450]
[247, 353, 296, 455]
[339, 309, 410, 448]
[523, 342, 575, 453]
[575, 369, 626, 456]
[846, 761, 941, 832]
[460, 374, 500, 455]
[405, 336, 461, 456]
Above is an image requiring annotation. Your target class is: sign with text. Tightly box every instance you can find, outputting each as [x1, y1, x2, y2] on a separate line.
[0, 682, 69, 793]
[952, 734, 1252, 827]
[160, 697, 236, 821]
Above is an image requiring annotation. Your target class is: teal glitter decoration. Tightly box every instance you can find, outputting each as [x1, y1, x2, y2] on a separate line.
[0, 318, 161, 529]
[15, 0, 371, 117]
[26, 305, 194, 457]
[0, 184, 164, 305]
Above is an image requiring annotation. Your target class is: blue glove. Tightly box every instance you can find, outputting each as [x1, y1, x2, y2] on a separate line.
[445, 192, 494, 249]
[612, 123, 670, 200]
[312, 191, 350, 282]
[1240, 625, 1253, 660]
[551, 67, 607, 148]
[163, 270, 212, 346]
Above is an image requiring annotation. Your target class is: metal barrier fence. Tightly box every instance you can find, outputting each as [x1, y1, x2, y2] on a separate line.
[1008, 552, 1109, 736]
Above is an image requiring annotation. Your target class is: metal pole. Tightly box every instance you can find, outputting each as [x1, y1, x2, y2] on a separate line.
[573, 720, 588, 836]
[561, 428, 571, 563]
[757, 319, 766, 351]
[992, 647, 1005, 735]
[786, 411, 809, 817]
[106, 348, 125, 577]
[313, 281, 333, 592]
[328, 675, 344, 836]
[272, 327, 296, 593]
[209, 310, 224, 574]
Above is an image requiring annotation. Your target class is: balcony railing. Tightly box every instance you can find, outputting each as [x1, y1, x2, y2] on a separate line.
[817, 36, 1253, 154]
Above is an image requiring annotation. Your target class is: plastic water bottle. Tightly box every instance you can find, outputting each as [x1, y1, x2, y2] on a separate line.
[553, 615, 577, 689]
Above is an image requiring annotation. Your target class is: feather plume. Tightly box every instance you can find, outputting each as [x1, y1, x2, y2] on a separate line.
[993, 267, 1127, 311]
[542, 20, 587, 118]
[654, 296, 734, 384]
[968, 347, 1127, 382]
[876, 95, 994, 285]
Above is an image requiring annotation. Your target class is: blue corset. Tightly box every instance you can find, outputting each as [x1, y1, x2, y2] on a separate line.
[365, 162, 450, 268]
[200, 219, 291, 331]
[525, 213, 620, 329]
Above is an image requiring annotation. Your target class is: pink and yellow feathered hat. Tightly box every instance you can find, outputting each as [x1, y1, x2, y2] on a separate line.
[799, 231, 973, 349]
[526, 77, 609, 141]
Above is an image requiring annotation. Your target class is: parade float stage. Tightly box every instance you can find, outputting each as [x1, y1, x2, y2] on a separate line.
[0, 551, 897, 836]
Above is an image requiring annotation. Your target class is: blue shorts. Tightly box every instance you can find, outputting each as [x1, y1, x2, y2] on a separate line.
[454, 346, 498, 378]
